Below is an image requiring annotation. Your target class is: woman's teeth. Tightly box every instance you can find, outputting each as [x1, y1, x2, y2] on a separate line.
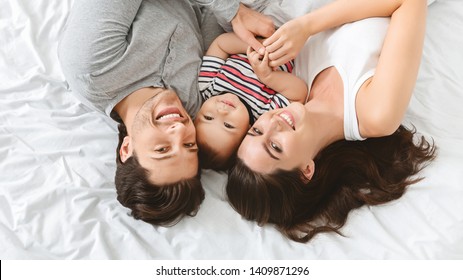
[280, 113, 294, 129]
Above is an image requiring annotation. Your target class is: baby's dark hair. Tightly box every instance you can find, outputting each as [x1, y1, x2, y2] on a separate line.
[198, 139, 236, 171]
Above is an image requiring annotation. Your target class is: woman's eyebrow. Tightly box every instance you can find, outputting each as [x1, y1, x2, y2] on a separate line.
[244, 131, 279, 159]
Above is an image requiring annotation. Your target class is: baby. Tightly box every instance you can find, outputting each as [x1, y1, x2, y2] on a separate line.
[195, 32, 308, 170]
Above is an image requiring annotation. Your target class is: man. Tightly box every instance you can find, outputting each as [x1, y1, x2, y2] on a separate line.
[58, 0, 274, 225]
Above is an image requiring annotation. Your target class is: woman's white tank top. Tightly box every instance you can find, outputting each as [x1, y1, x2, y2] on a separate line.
[295, 17, 390, 140]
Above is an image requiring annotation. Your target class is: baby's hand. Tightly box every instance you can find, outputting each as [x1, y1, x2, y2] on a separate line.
[246, 46, 273, 81]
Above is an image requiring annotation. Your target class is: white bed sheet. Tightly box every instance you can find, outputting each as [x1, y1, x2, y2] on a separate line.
[1, 0, 462, 259]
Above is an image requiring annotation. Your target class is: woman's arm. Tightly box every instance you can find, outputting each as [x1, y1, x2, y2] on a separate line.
[263, 0, 415, 67]
[357, 0, 427, 137]
[210, 1, 274, 55]
[231, 3, 275, 55]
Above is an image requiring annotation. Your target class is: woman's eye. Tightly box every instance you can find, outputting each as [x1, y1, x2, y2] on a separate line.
[224, 122, 234, 129]
[204, 115, 213, 120]
[270, 142, 282, 153]
[184, 143, 196, 148]
[155, 147, 169, 153]
[252, 127, 262, 135]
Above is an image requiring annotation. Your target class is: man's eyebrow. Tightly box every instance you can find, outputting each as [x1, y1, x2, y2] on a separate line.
[263, 143, 279, 160]
[151, 154, 174, 161]
[152, 146, 198, 160]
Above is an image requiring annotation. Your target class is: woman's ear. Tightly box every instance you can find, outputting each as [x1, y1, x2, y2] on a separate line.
[119, 136, 133, 163]
[301, 160, 315, 184]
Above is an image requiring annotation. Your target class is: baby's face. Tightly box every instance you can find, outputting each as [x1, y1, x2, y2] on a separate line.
[194, 93, 250, 159]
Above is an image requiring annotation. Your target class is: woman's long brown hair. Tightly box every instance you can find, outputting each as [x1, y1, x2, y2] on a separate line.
[226, 125, 436, 243]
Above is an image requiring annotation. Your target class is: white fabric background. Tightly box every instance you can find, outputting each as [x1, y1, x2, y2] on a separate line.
[0, 0, 462, 259]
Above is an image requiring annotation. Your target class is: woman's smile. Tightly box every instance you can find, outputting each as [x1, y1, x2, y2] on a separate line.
[278, 111, 295, 130]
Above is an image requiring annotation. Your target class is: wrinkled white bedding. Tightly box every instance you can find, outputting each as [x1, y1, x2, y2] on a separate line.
[1, 0, 462, 259]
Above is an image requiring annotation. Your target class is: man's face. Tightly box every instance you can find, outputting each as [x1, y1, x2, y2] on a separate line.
[130, 90, 198, 184]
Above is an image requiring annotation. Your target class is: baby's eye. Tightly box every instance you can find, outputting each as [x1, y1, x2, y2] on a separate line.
[204, 115, 213, 120]
[155, 147, 169, 153]
[184, 143, 196, 148]
[252, 127, 263, 135]
[224, 122, 235, 129]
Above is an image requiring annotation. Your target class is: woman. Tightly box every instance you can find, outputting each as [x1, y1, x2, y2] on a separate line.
[226, 0, 436, 243]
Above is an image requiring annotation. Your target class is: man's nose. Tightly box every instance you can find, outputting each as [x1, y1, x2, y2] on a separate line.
[168, 122, 186, 132]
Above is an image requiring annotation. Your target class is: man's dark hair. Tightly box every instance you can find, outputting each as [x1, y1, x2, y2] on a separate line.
[115, 123, 204, 226]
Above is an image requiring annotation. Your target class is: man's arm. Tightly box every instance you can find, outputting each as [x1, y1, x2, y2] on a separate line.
[59, 0, 143, 74]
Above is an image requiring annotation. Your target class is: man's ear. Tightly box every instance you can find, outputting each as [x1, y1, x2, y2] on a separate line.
[301, 160, 315, 184]
[119, 136, 133, 163]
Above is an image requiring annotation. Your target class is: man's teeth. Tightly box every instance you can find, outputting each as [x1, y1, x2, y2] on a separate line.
[159, 113, 180, 120]
[280, 113, 294, 128]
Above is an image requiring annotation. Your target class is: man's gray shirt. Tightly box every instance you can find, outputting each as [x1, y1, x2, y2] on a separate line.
[59, 0, 239, 119]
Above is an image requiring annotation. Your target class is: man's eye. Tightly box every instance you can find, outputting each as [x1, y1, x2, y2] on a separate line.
[252, 127, 262, 135]
[204, 115, 213, 120]
[155, 147, 169, 153]
[224, 122, 234, 129]
[270, 141, 282, 153]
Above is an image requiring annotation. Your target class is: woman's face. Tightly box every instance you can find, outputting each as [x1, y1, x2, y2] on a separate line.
[238, 102, 312, 174]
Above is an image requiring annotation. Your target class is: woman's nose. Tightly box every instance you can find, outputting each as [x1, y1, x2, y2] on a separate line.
[269, 115, 283, 131]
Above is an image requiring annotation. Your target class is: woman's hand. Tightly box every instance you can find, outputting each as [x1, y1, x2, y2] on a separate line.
[231, 3, 275, 55]
[246, 46, 273, 82]
[263, 17, 310, 67]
